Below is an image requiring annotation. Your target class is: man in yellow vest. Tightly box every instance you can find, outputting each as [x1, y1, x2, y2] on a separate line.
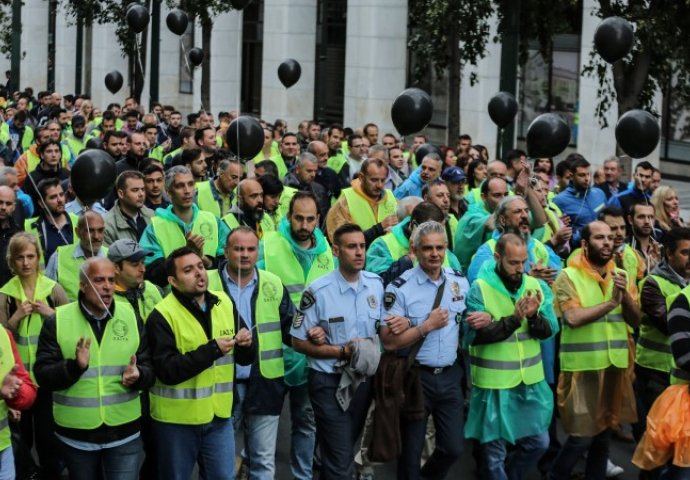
[326, 158, 398, 246]
[464, 233, 558, 478]
[140, 165, 230, 288]
[34, 257, 153, 479]
[195, 159, 241, 218]
[599, 206, 645, 282]
[550, 221, 640, 480]
[292, 223, 383, 479]
[209, 226, 295, 479]
[633, 227, 690, 444]
[45, 210, 108, 301]
[270, 132, 300, 180]
[222, 179, 275, 238]
[146, 247, 253, 479]
[258, 191, 334, 480]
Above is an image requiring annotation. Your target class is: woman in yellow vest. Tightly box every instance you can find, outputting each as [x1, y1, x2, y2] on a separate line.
[0, 232, 68, 477]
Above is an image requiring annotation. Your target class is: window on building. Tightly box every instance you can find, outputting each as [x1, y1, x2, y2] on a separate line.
[179, 21, 195, 94]
[241, 1, 264, 115]
[661, 84, 690, 163]
[518, 34, 581, 147]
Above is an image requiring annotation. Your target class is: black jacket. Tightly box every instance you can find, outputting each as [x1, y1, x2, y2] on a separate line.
[0, 218, 21, 287]
[34, 296, 154, 444]
[215, 262, 295, 415]
[146, 288, 254, 387]
[596, 181, 627, 200]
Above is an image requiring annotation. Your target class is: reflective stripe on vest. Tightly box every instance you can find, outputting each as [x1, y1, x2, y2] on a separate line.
[559, 267, 629, 371]
[341, 187, 397, 231]
[470, 276, 545, 389]
[151, 211, 218, 258]
[262, 232, 334, 306]
[53, 302, 141, 429]
[0, 274, 57, 384]
[0, 328, 15, 450]
[636, 275, 681, 373]
[150, 291, 235, 425]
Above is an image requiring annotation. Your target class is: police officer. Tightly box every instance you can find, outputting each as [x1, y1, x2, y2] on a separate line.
[146, 247, 253, 480]
[34, 257, 154, 479]
[291, 223, 383, 480]
[381, 220, 469, 480]
[108, 239, 163, 323]
[208, 226, 295, 479]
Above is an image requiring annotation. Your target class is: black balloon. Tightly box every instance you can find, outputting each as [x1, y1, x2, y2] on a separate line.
[526, 113, 571, 158]
[594, 16, 634, 63]
[415, 143, 442, 162]
[229, 0, 252, 10]
[166, 9, 188, 36]
[71, 150, 117, 204]
[391, 88, 433, 136]
[104, 70, 124, 94]
[85, 137, 103, 150]
[488, 92, 518, 129]
[615, 109, 660, 158]
[226, 116, 264, 160]
[278, 59, 301, 88]
[188, 48, 204, 67]
[126, 4, 149, 34]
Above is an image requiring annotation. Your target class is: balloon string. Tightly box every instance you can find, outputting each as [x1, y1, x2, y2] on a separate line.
[82, 209, 112, 319]
[24, 166, 71, 248]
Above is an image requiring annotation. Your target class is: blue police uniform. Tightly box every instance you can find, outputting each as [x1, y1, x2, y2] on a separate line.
[290, 269, 383, 480]
[385, 265, 468, 480]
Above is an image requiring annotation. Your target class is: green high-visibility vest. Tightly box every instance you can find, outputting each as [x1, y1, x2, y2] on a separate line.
[164, 147, 182, 166]
[470, 276, 545, 389]
[666, 287, 690, 385]
[150, 291, 235, 425]
[381, 233, 452, 268]
[53, 302, 141, 430]
[207, 269, 285, 379]
[148, 145, 165, 162]
[113, 281, 163, 323]
[341, 188, 397, 231]
[262, 232, 334, 306]
[64, 134, 91, 158]
[0, 123, 9, 145]
[56, 244, 108, 301]
[277, 186, 298, 219]
[327, 153, 347, 174]
[635, 275, 681, 373]
[20, 126, 34, 152]
[559, 266, 628, 371]
[0, 327, 15, 450]
[0, 274, 57, 383]
[222, 212, 275, 237]
[150, 211, 218, 258]
[269, 155, 288, 180]
[24, 212, 79, 265]
[196, 180, 228, 218]
[569, 245, 640, 283]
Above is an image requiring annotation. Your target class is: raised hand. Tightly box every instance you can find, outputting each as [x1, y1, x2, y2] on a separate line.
[75, 337, 91, 370]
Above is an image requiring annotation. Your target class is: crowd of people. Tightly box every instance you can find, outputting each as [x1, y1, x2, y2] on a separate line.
[0, 86, 685, 480]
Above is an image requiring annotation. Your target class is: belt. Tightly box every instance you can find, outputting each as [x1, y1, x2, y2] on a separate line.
[418, 364, 454, 375]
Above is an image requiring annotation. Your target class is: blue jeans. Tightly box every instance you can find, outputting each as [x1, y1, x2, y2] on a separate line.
[60, 436, 142, 480]
[0, 446, 14, 480]
[288, 383, 315, 480]
[483, 432, 549, 480]
[550, 429, 612, 480]
[233, 383, 281, 480]
[660, 465, 690, 480]
[153, 418, 235, 480]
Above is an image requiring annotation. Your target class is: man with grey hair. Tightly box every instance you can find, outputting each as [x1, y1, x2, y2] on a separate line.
[393, 153, 443, 199]
[597, 156, 626, 199]
[380, 220, 469, 479]
[284, 152, 330, 223]
[195, 158, 241, 218]
[467, 195, 561, 284]
[0, 165, 33, 219]
[139, 165, 230, 288]
[35, 256, 153, 480]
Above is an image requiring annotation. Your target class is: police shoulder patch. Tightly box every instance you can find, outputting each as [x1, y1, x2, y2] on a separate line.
[292, 311, 305, 329]
[391, 277, 407, 288]
[452, 269, 465, 277]
[383, 292, 397, 310]
[299, 289, 316, 311]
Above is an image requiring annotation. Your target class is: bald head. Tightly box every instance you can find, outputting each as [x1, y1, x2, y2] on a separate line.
[238, 179, 264, 218]
[307, 140, 329, 167]
[0, 185, 15, 222]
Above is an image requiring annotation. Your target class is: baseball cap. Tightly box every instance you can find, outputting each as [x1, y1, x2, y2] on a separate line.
[441, 166, 467, 183]
[107, 239, 153, 263]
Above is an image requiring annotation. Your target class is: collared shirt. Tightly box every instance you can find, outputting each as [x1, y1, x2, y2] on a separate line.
[66, 199, 108, 217]
[385, 266, 469, 368]
[221, 267, 257, 380]
[45, 243, 108, 281]
[290, 269, 384, 374]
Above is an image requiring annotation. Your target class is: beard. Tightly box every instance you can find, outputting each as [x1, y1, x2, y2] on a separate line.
[586, 246, 612, 267]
